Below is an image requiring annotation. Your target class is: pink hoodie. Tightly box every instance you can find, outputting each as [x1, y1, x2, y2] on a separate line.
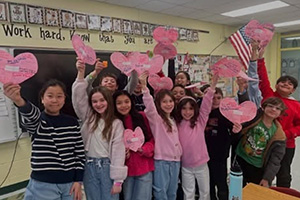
[142, 88, 182, 161]
[177, 88, 214, 168]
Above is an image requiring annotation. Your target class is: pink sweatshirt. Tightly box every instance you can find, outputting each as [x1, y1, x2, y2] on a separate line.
[178, 88, 215, 168]
[142, 88, 182, 161]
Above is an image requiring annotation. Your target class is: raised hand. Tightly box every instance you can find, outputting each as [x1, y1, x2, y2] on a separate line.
[139, 71, 149, 90]
[76, 57, 86, 79]
[250, 39, 260, 61]
[3, 83, 25, 107]
[232, 122, 242, 134]
[210, 73, 219, 90]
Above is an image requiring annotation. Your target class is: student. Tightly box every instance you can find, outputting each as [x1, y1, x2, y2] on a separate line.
[172, 84, 187, 105]
[140, 73, 182, 200]
[204, 87, 241, 200]
[72, 58, 127, 199]
[85, 59, 138, 94]
[3, 80, 85, 200]
[236, 97, 287, 187]
[113, 90, 155, 200]
[257, 47, 300, 188]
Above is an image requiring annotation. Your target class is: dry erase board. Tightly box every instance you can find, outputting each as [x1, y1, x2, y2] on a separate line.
[14, 49, 126, 118]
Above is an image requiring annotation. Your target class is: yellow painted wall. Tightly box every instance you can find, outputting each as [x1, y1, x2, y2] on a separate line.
[0, 0, 279, 189]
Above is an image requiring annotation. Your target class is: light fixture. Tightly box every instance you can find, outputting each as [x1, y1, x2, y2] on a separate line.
[221, 1, 289, 17]
[283, 37, 300, 40]
[274, 20, 300, 27]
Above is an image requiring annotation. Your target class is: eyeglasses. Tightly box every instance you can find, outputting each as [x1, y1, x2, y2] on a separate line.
[266, 104, 283, 111]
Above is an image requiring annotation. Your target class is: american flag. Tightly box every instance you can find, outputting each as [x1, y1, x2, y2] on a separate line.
[229, 25, 252, 70]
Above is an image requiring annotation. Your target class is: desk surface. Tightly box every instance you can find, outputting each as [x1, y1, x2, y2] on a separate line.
[243, 183, 300, 200]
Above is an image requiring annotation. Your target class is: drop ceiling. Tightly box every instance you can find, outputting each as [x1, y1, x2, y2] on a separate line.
[93, 0, 300, 33]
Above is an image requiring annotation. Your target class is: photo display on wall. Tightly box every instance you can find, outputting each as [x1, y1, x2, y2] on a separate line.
[9, 2, 26, 23]
[0, 2, 8, 21]
[75, 13, 87, 29]
[60, 10, 75, 29]
[45, 7, 59, 27]
[88, 14, 100, 30]
[27, 5, 44, 25]
[0, 1, 209, 40]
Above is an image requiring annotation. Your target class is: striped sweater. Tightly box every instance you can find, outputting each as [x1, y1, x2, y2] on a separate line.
[19, 101, 85, 184]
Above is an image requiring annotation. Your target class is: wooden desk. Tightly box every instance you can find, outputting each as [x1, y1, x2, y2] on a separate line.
[243, 183, 300, 200]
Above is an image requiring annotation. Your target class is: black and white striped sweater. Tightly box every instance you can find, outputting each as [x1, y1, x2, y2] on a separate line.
[19, 101, 85, 184]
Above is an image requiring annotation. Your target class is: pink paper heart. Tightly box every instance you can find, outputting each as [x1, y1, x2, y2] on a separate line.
[148, 74, 173, 91]
[0, 50, 38, 84]
[237, 71, 259, 82]
[153, 43, 177, 60]
[134, 54, 163, 75]
[210, 57, 241, 77]
[123, 127, 145, 152]
[110, 52, 137, 76]
[245, 20, 274, 48]
[220, 98, 257, 124]
[111, 52, 163, 76]
[72, 35, 96, 65]
[153, 26, 178, 45]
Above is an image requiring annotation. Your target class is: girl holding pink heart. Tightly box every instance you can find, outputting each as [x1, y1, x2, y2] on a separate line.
[72, 59, 127, 200]
[140, 73, 182, 200]
[113, 90, 154, 200]
[3, 80, 85, 200]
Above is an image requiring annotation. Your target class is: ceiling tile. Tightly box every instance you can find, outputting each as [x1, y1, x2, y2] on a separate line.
[158, 0, 195, 6]
[184, 10, 215, 20]
[160, 6, 199, 16]
[105, 0, 150, 7]
[182, 0, 235, 9]
[136, 0, 177, 12]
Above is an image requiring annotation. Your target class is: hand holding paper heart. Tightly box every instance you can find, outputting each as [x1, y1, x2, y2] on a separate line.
[210, 57, 241, 77]
[111, 51, 163, 76]
[148, 74, 173, 91]
[220, 98, 257, 124]
[0, 50, 38, 84]
[153, 26, 178, 45]
[123, 127, 145, 152]
[72, 35, 96, 65]
[237, 71, 259, 82]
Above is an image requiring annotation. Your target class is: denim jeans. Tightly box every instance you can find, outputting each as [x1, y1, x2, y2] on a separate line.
[24, 178, 74, 200]
[123, 172, 153, 200]
[83, 157, 119, 200]
[153, 160, 180, 200]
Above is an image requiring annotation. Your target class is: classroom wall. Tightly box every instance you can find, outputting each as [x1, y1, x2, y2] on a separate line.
[0, 0, 279, 189]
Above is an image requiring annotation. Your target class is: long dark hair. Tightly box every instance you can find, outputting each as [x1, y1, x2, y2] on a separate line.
[155, 89, 176, 132]
[113, 90, 150, 141]
[88, 86, 116, 141]
[176, 97, 199, 128]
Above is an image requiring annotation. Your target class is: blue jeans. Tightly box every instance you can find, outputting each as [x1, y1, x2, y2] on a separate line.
[83, 157, 119, 200]
[153, 160, 180, 200]
[123, 172, 153, 200]
[24, 178, 74, 200]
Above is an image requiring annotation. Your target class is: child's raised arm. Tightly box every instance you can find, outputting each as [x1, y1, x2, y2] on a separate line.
[85, 58, 106, 93]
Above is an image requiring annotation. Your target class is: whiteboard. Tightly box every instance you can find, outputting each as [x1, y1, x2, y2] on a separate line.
[0, 48, 22, 143]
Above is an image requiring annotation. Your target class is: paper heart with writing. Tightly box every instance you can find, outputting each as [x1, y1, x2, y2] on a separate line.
[210, 57, 241, 77]
[72, 35, 96, 65]
[111, 51, 163, 76]
[220, 98, 257, 124]
[0, 50, 38, 84]
[110, 52, 138, 76]
[148, 74, 173, 91]
[245, 20, 274, 47]
[153, 26, 178, 45]
[123, 127, 145, 152]
[153, 43, 177, 60]
[237, 71, 259, 82]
